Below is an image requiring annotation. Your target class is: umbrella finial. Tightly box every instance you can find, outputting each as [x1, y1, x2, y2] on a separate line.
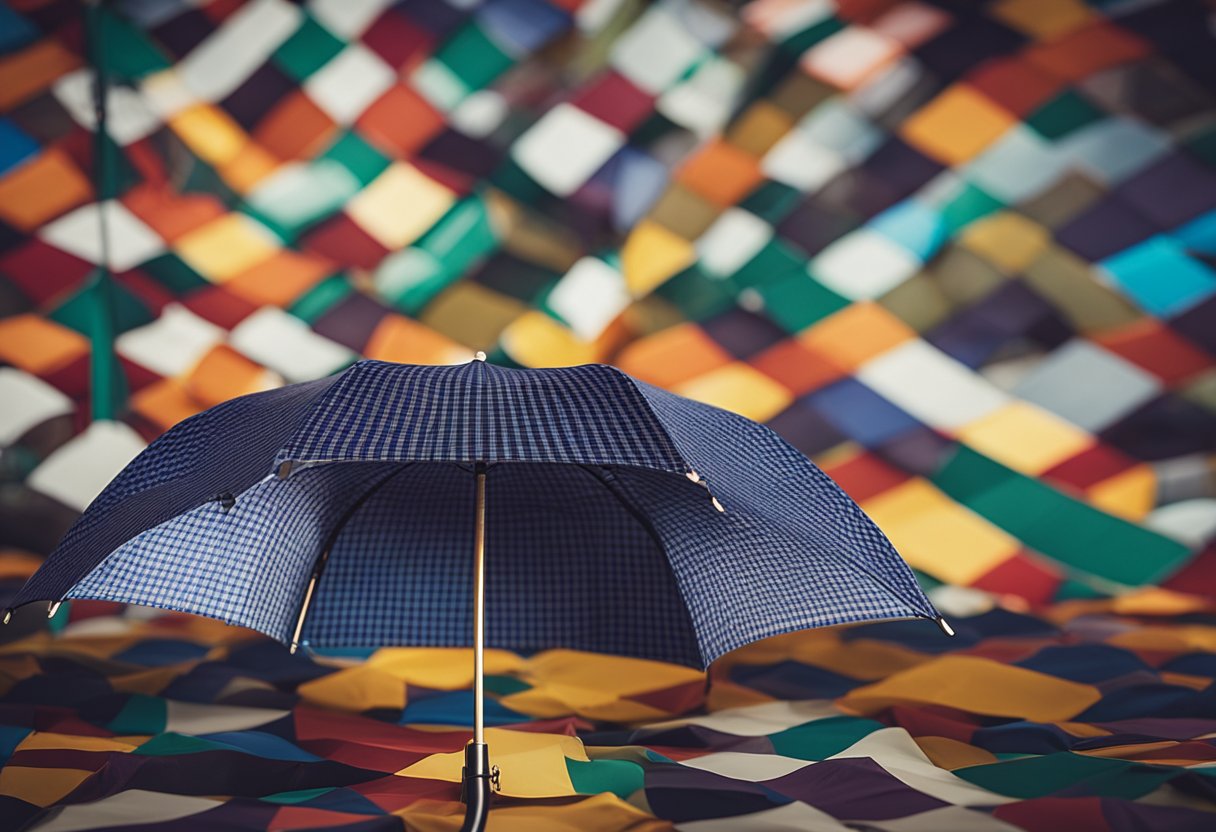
[474, 351, 487, 362]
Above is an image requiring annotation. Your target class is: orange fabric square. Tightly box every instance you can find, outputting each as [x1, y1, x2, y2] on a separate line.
[122, 185, 227, 243]
[798, 302, 916, 369]
[223, 249, 333, 307]
[676, 139, 764, 207]
[0, 314, 89, 375]
[253, 91, 338, 161]
[131, 378, 203, 432]
[218, 142, 282, 194]
[185, 344, 274, 408]
[0, 40, 81, 111]
[616, 322, 734, 389]
[357, 84, 445, 158]
[900, 84, 1016, 165]
[822, 450, 910, 503]
[0, 150, 92, 231]
[966, 57, 1065, 117]
[365, 314, 465, 365]
[750, 338, 844, 396]
[1094, 319, 1213, 386]
[1024, 22, 1149, 81]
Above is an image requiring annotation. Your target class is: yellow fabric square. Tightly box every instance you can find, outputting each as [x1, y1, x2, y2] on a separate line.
[169, 104, 248, 166]
[960, 212, 1051, 274]
[621, 220, 696, 296]
[175, 214, 278, 282]
[992, 0, 1095, 39]
[840, 655, 1101, 721]
[0, 766, 93, 807]
[862, 478, 1020, 585]
[398, 727, 586, 798]
[675, 361, 792, 423]
[0, 314, 89, 375]
[727, 101, 795, 156]
[798, 302, 916, 369]
[1087, 465, 1155, 522]
[500, 310, 603, 368]
[959, 402, 1094, 475]
[217, 142, 282, 195]
[347, 163, 454, 249]
[901, 85, 1016, 165]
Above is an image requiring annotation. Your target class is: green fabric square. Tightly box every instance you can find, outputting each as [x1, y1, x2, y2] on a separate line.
[1026, 90, 1104, 140]
[734, 238, 807, 291]
[756, 272, 849, 333]
[933, 447, 1191, 586]
[273, 16, 345, 81]
[739, 181, 803, 224]
[770, 716, 884, 761]
[49, 275, 154, 336]
[97, 8, 171, 80]
[566, 757, 644, 799]
[941, 182, 1003, 233]
[435, 24, 513, 92]
[321, 131, 391, 187]
[108, 694, 167, 734]
[289, 275, 352, 323]
[141, 253, 210, 295]
[655, 266, 738, 322]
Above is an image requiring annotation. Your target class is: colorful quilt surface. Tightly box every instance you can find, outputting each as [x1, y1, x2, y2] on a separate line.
[1, 0, 1214, 829]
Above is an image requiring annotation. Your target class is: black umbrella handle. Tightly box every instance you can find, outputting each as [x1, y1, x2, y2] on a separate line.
[459, 741, 498, 832]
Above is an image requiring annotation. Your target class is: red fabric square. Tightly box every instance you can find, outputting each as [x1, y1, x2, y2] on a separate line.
[1044, 444, 1137, 491]
[966, 56, 1065, 117]
[970, 551, 1063, 607]
[357, 84, 445, 159]
[823, 451, 909, 503]
[572, 71, 655, 133]
[363, 10, 434, 71]
[182, 285, 259, 330]
[751, 338, 845, 396]
[301, 214, 390, 271]
[0, 240, 94, 306]
[1095, 319, 1214, 386]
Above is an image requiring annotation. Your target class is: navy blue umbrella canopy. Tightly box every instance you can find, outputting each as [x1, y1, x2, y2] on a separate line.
[11, 358, 941, 668]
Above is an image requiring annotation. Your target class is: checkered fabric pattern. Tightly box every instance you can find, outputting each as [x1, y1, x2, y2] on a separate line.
[17, 359, 935, 667]
[1, 1, 1214, 615]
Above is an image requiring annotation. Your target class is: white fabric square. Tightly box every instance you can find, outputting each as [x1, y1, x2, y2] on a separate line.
[610, 7, 705, 94]
[450, 90, 509, 138]
[512, 103, 625, 197]
[54, 70, 162, 144]
[0, 368, 73, 445]
[761, 128, 846, 191]
[230, 307, 355, 383]
[657, 57, 744, 138]
[306, 0, 394, 38]
[811, 229, 920, 299]
[304, 44, 396, 124]
[1059, 117, 1170, 185]
[966, 126, 1069, 203]
[28, 421, 146, 512]
[409, 59, 469, 111]
[697, 208, 772, 277]
[742, 0, 834, 40]
[116, 304, 226, 378]
[1012, 339, 1161, 432]
[802, 26, 900, 89]
[178, 0, 301, 101]
[39, 201, 164, 272]
[548, 258, 631, 341]
[140, 70, 200, 121]
[800, 99, 882, 164]
[858, 339, 1010, 430]
[849, 57, 924, 118]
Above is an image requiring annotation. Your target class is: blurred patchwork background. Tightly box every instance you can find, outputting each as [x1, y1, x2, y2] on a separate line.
[1, 0, 1216, 830]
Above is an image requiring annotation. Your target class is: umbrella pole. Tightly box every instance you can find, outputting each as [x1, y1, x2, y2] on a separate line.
[461, 463, 497, 832]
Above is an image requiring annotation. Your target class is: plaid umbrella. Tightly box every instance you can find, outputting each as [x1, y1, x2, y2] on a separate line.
[6, 356, 945, 830]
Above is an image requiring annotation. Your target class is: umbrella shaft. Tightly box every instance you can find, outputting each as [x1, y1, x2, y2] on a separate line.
[473, 466, 486, 745]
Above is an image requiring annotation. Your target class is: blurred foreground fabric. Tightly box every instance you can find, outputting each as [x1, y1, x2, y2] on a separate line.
[1, 0, 1215, 829]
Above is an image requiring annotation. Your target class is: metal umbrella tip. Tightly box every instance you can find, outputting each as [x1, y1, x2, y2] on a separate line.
[685, 471, 700, 483]
[2, 609, 10, 625]
[474, 351, 487, 362]
[936, 616, 956, 637]
[48, 601, 61, 619]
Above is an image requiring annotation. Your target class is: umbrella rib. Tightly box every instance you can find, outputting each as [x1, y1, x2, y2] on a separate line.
[289, 462, 417, 653]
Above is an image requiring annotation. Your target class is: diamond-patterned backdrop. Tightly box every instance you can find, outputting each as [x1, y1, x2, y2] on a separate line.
[1, 1, 1215, 829]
